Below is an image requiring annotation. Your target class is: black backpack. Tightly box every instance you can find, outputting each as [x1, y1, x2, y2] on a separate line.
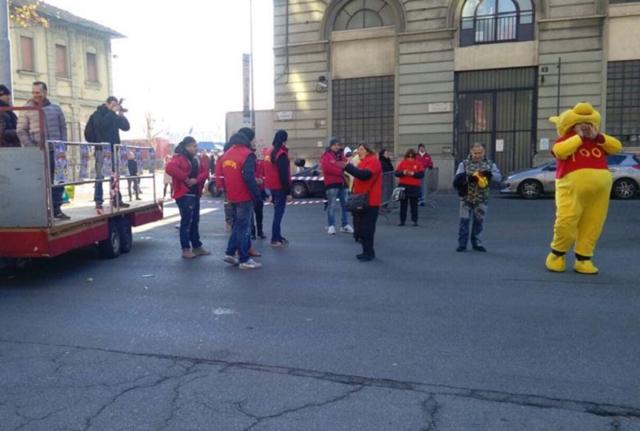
[84, 111, 99, 143]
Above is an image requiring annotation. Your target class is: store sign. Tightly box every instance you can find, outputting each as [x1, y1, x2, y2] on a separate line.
[428, 102, 452, 113]
[277, 111, 294, 121]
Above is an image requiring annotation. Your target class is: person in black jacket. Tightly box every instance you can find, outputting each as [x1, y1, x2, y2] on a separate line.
[0, 85, 19, 147]
[126, 151, 141, 201]
[89, 96, 131, 210]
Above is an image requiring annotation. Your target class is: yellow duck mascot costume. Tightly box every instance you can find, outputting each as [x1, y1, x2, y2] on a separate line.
[545, 102, 622, 274]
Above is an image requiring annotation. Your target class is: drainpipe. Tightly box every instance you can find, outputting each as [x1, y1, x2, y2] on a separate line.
[0, 0, 12, 94]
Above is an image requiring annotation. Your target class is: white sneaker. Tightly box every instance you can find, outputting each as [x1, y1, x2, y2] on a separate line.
[327, 226, 336, 235]
[223, 255, 239, 265]
[239, 259, 262, 270]
[341, 225, 354, 234]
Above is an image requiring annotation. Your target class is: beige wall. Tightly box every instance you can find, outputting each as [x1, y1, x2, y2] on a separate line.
[9, 20, 115, 140]
[332, 36, 396, 80]
[607, 16, 640, 62]
[454, 41, 538, 71]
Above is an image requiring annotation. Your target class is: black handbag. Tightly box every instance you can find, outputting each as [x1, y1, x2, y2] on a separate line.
[347, 193, 369, 212]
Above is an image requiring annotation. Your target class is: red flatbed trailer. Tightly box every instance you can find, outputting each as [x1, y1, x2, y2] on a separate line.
[0, 111, 164, 262]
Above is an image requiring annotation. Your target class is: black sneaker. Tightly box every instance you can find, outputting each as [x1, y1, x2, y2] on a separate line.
[54, 212, 71, 220]
[398, 223, 405, 226]
[456, 246, 466, 252]
[357, 254, 374, 262]
[412, 222, 419, 227]
[119, 202, 130, 208]
[257, 232, 267, 239]
[472, 245, 487, 252]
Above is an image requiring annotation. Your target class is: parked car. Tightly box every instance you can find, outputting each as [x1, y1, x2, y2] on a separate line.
[501, 153, 640, 199]
[291, 164, 326, 199]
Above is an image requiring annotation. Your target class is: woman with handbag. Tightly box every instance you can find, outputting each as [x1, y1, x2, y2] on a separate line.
[344, 143, 382, 262]
[395, 149, 425, 226]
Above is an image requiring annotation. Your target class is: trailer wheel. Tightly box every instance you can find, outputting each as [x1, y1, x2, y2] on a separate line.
[118, 218, 133, 254]
[98, 220, 121, 259]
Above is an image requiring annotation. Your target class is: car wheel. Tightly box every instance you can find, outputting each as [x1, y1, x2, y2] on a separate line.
[118, 217, 133, 254]
[292, 182, 308, 199]
[518, 180, 543, 199]
[613, 178, 638, 200]
[98, 220, 121, 259]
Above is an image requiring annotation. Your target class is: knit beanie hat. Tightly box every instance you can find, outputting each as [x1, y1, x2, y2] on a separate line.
[238, 127, 256, 142]
[0, 85, 10, 96]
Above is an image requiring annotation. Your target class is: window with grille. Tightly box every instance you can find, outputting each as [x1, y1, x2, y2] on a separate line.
[332, 76, 395, 150]
[460, 0, 534, 47]
[333, 0, 395, 31]
[607, 61, 640, 146]
[20, 36, 34, 71]
[86, 52, 98, 83]
[55, 45, 68, 78]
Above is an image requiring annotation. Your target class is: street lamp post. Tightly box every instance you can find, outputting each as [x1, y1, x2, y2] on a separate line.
[0, 0, 12, 92]
[249, 0, 255, 130]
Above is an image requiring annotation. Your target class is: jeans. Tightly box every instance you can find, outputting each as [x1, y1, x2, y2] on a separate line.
[49, 150, 63, 214]
[326, 187, 348, 228]
[127, 178, 140, 200]
[353, 207, 379, 258]
[271, 189, 287, 242]
[226, 201, 253, 263]
[458, 201, 487, 248]
[176, 195, 202, 250]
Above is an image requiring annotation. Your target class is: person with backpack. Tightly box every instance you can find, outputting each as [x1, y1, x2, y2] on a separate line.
[165, 137, 211, 259]
[0, 85, 19, 148]
[85, 96, 130, 211]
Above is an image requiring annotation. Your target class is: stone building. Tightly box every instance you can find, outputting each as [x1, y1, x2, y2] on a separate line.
[273, 0, 640, 187]
[8, 0, 123, 141]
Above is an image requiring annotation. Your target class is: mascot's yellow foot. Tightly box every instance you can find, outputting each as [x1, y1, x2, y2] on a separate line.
[545, 253, 566, 273]
[574, 260, 599, 275]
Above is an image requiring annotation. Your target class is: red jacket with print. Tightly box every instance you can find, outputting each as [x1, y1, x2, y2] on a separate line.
[165, 153, 210, 199]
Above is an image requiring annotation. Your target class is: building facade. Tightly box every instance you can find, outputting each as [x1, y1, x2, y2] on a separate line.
[273, 0, 640, 188]
[8, 0, 123, 141]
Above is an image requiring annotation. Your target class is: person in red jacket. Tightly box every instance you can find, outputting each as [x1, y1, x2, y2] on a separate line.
[220, 132, 263, 269]
[165, 137, 211, 259]
[344, 143, 382, 261]
[320, 137, 353, 235]
[416, 143, 434, 206]
[264, 130, 292, 247]
[395, 149, 425, 226]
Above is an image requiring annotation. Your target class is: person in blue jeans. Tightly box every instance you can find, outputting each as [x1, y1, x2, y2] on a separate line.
[264, 130, 292, 247]
[320, 138, 354, 235]
[165, 137, 211, 259]
[220, 132, 263, 269]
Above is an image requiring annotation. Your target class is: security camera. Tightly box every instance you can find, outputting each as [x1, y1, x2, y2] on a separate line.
[316, 75, 328, 92]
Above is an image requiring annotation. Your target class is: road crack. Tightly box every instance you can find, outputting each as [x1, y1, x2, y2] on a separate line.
[233, 385, 365, 430]
[421, 394, 441, 431]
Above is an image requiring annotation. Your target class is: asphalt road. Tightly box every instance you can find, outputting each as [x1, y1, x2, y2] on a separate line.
[1, 193, 639, 431]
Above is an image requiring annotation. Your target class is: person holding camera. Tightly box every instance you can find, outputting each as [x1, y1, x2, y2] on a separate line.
[395, 149, 425, 227]
[453, 143, 501, 253]
[344, 143, 382, 262]
[85, 96, 131, 211]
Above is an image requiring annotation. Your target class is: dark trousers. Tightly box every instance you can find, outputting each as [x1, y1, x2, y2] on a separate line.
[226, 201, 253, 263]
[176, 195, 202, 250]
[49, 150, 63, 215]
[252, 196, 264, 236]
[400, 197, 418, 224]
[127, 178, 140, 200]
[353, 207, 379, 258]
[271, 190, 287, 242]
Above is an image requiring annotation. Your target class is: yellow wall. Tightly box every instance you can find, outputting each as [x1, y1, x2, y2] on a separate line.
[8, 21, 114, 140]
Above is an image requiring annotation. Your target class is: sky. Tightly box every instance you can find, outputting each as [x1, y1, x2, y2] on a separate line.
[47, 0, 275, 142]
